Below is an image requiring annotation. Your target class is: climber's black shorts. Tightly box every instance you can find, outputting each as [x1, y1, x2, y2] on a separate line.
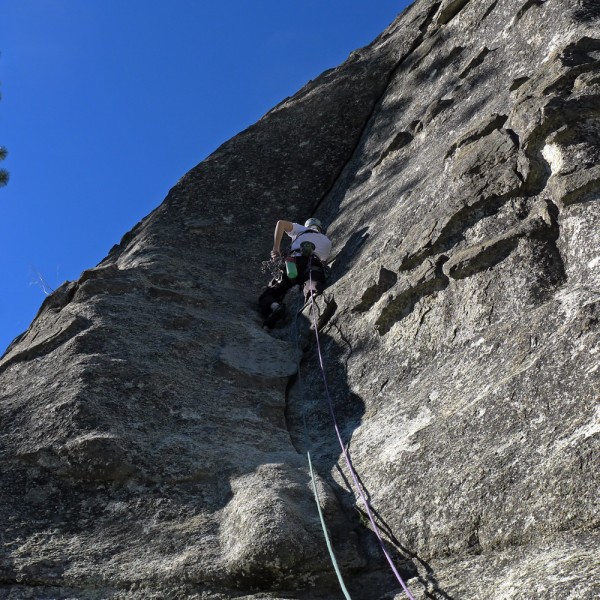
[258, 256, 326, 317]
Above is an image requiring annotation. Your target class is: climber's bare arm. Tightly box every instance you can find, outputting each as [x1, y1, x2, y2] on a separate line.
[271, 220, 293, 259]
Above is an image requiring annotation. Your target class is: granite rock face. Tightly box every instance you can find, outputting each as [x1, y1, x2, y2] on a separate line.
[1, 0, 599, 599]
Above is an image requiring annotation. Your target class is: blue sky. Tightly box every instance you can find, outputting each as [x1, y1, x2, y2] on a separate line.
[0, 1, 409, 353]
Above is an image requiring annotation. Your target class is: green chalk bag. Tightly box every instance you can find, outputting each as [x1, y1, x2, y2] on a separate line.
[285, 256, 298, 279]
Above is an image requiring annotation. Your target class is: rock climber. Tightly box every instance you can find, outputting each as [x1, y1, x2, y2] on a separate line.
[259, 218, 332, 328]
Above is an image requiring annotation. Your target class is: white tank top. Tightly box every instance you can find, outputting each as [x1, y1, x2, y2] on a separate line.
[288, 223, 332, 262]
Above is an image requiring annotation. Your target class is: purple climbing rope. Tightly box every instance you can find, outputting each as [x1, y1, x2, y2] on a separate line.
[307, 267, 415, 600]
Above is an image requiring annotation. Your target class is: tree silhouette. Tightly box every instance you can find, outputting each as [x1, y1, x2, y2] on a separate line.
[0, 145, 8, 187]
[0, 61, 8, 187]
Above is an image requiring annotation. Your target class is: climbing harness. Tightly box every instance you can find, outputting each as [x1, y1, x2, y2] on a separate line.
[292, 292, 353, 600]
[306, 262, 416, 600]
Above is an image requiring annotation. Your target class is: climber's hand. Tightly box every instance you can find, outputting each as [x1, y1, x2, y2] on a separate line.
[271, 249, 281, 260]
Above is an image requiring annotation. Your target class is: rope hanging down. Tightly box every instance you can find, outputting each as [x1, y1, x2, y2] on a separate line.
[307, 264, 416, 600]
[307, 448, 353, 600]
[292, 294, 353, 600]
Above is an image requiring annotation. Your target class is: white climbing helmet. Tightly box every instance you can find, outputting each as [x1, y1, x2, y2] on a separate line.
[304, 217, 324, 233]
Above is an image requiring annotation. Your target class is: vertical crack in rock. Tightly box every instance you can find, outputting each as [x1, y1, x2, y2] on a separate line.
[311, 0, 444, 217]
